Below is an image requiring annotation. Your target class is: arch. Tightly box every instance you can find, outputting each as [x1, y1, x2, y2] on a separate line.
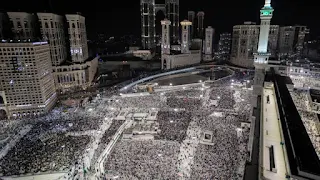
[155, 8, 166, 37]
[0, 109, 7, 120]
[0, 96, 4, 104]
[155, 4, 166, 15]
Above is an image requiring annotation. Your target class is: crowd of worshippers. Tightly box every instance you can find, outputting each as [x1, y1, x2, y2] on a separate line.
[98, 79, 252, 179]
[0, 68, 254, 178]
[0, 121, 90, 176]
[90, 120, 125, 167]
[0, 106, 106, 176]
[290, 90, 320, 159]
[100, 111, 251, 179]
[105, 140, 180, 179]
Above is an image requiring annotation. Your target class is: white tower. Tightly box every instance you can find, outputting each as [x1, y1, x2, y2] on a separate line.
[204, 26, 214, 55]
[180, 20, 192, 54]
[253, 0, 274, 95]
[161, 19, 171, 55]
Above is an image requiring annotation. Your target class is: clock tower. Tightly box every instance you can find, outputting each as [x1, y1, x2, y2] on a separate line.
[253, 0, 273, 95]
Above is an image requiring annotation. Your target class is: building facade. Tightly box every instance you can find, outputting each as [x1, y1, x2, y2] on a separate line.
[66, 14, 89, 63]
[231, 22, 278, 68]
[0, 41, 57, 119]
[7, 12, 36, 40]
[217, 33, 231, 61]
[0, 13, 4, 39]
[52, 56, 98, 92]
[37, 13, 67, 66]
[165, 0, 179, 44]
[278, 26, 295, 56]
[161, 50, 201, 70]
[140, 0, 156, 50]
[278, 25, 309, 57]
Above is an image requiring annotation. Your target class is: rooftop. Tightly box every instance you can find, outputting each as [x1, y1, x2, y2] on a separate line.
[268, 69, 320, 179]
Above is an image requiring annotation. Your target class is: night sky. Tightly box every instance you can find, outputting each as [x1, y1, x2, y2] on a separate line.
[1, 0, 320, 39]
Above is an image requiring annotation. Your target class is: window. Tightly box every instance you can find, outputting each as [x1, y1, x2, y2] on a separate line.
[72, 23, 75, 28]
[144, 27, 148, 36]
[24, 21, 28, 28]
[144, 15, 148, 26]
[143, 3, 148, 13]
[45, 22, 49, 28]
[17, 21, 21, 28]
[51, 21, 54, 28]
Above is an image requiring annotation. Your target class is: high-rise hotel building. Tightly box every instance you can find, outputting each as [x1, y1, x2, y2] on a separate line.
[7, 12, 37, 40]
[53, 14, 97, 92]
[37, 13, 68, 66]
[0, 41, 57, 119]
[65, 14, 88, 63]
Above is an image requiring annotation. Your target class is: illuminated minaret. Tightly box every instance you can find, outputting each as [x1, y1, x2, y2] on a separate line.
[253, 0, 273, 95]
[180, 20, 192, 53]
[204, 26, 214, 55]
[197, 11, 205, 39]
[188, 11, 195, 40]
[161, 19, 171, 55]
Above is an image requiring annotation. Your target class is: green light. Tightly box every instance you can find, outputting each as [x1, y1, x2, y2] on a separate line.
[261, 9, 273, 16]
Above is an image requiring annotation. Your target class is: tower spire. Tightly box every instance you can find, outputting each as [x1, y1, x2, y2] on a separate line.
[264, 0, 271, 7]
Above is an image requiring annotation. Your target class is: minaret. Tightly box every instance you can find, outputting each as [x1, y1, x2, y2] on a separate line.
[197, 11, 205, 39]
[161, 19, 171, 55]
[188, 11, 195, 40]
[180, 20, 192, 54]
[204, 26, 214, 55]
[253, 0, 274, 95]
